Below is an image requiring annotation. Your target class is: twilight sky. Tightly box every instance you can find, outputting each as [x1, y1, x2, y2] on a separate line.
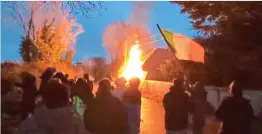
[1, 1, 196, 62]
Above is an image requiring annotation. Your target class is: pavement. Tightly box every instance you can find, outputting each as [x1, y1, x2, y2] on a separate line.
[140, 97, 165, 134]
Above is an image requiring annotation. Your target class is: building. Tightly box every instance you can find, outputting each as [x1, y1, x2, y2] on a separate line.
[142, 48, 175, 81]
[142, 47, 204, 82]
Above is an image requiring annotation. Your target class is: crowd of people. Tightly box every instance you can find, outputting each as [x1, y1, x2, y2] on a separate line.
[2, 67, 142, 134]
[162, 78, 259, 134]
[1, 67, 261, 134]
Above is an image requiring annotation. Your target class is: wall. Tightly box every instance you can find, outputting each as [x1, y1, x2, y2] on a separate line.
[140, 80, 262, 115]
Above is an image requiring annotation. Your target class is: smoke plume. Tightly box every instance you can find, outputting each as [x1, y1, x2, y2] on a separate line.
[103, 2, 156, 61]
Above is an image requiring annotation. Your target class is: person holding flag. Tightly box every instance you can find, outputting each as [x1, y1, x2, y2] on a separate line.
[158, 24, 205, 134]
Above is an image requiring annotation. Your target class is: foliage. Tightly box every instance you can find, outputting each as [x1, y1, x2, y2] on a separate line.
[172, 2, 262, 64]
[1, 61, 77, 86]
[170, 2, 262, 87]
[172, 2, 262, 35]
[1, 60, 78, 134]
[158, 60, 182, 81]
[19, 36, 39, 62]
[159, 59, 205, 83]
[62, 49, 75, 66]
[8, 2, 83, 65]
[34, 21, 66, 64]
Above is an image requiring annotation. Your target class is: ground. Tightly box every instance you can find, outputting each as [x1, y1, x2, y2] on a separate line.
[140, 97, 165, 134]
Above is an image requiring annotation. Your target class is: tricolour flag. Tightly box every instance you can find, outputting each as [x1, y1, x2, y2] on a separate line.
[157, 24, 205, 63]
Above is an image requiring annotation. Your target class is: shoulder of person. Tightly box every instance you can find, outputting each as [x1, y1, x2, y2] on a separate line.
[15, 115, 40, 134]
[221, 96, 232, 103]
[72, 114, 92, 134]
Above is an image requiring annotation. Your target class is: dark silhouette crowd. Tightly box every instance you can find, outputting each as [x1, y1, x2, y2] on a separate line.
[1, 67, 262, 134]
[1, 67, 142, 134]
[162, 78, 261, 134]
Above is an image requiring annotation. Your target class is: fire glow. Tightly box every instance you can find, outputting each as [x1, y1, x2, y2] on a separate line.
[120, 41, 146, 81]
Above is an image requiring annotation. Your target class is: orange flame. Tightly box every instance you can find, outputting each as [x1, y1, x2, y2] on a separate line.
[120, 41, 146, 81]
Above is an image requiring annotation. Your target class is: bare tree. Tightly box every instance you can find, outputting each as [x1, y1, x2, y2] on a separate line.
[2, 1, 103, 22]
[3, 2, 84, 64]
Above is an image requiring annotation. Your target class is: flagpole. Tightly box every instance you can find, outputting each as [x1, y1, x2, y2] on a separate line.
[156, 24, 184, 75]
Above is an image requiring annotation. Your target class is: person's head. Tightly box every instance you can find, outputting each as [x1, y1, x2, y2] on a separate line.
[65, 74, 69, 79]
[44, 78, 70, 109]
[53, 72, 68, 82]
[84, 73, 90, 81]
[194, 81, 205, 92]
[76, 78, 87, 86]
[170, 78, 184, 92]
[229, 81, 243, 97]
[128, 77, 140, 90]
[115, 77, 127, 88]
[173, 78, 183, 88]
[98, 78, 112, 94]
[40, 67, 56, 81]
[20, 72, 36, 84]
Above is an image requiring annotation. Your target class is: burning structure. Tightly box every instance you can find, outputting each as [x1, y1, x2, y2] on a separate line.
[119, 41, 147, 81]
[103, 2, 156, 80]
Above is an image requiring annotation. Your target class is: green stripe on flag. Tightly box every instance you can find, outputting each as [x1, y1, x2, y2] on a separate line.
[161, 29, 176, 54]
[157, 24, 176, 55]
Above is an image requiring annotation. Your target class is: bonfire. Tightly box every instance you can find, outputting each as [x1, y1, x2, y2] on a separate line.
[120, 41, 147, 81]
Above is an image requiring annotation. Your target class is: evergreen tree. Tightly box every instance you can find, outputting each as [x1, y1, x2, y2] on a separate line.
[19, 36, 38, 62]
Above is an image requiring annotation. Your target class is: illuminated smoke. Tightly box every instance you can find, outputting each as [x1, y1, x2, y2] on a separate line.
[103, 2, 156, 61]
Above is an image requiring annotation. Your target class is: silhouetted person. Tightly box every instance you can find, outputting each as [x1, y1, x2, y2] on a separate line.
[163, 78, 194, 134]
[17, 72, 38, 120]
[1, 79, 19, 134]
[112, 77, 127, 101]
[72, 78, 93, 116]
[122, 77, 141, 134]
[65, 74, 69, 79]
[39, 67, 56, 98]
[84, 73, 93, 91]
[215, 81, 254, 134]
[191, 82, 207, 134]
[73, 78, 94, 105]
[67, 79, 75, 101]
[1, 79, 13, 96]
[15, 79, 91, 134]
[53, 72, 68, 84]
[85, 78, 128, 134]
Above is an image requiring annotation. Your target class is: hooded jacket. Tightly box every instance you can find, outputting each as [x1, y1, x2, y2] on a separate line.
[163, 86, 194, 131]
[215, 96, 254, 134]
[14, 105, 91, 134]
[84, 92, 128, 134]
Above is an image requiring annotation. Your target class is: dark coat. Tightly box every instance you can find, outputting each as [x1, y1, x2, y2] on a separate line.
[19, 81, 38, 119]
[163, 86, 194, 131]
[122, 88, 141, 105]
[84, 92, 128, 134]
[215, 96, 254, 134]
[191, 88, 207, 134]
